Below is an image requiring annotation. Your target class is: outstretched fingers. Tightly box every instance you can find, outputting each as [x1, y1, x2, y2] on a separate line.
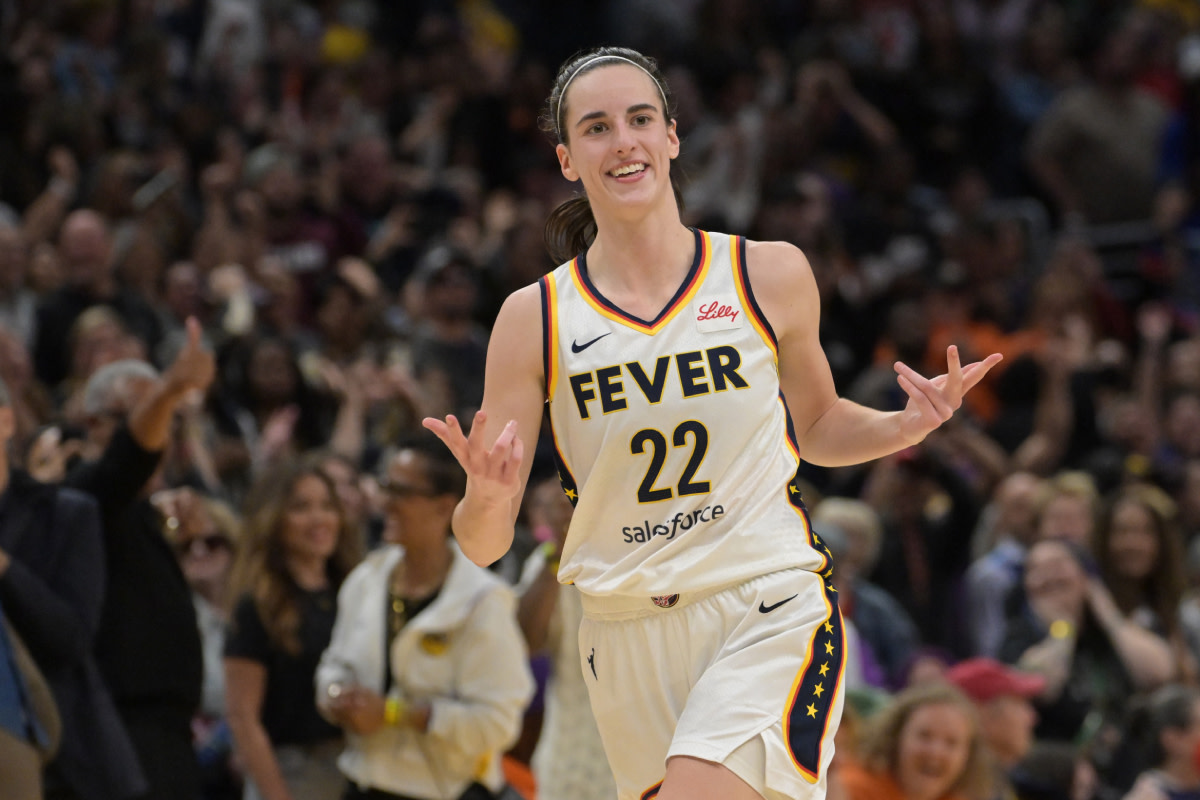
[423, 412, 524, 485]
[422, 413, 469, 459]
[960, 353, 1004, 393]
[943, 345, 963, 402]
[896, 372, 946, 423]
[894, 361, 955, 420]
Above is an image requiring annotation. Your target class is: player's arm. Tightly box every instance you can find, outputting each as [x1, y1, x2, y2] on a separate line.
[746, 240, 1001, 467]
[424, 284, 545, 566]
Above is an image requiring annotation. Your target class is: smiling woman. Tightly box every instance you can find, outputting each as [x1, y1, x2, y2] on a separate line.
[833, 683, 993, 800]
[423, 45, 1002, 800]
[314, 434, 534, 800]
[223, 459, 363, 800]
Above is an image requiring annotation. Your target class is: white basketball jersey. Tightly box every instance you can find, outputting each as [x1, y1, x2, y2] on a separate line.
[540, 229, 828, 597]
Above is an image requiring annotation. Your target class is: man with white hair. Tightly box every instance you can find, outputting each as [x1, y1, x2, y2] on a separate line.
[62, 319, 215, 800]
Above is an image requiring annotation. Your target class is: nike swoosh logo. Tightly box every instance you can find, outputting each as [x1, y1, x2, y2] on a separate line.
[759, 594, 798, 614]
[571, 332, 612, 353]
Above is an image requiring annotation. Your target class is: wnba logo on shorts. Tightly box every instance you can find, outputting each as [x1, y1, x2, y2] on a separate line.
[651, 594, 679, 608]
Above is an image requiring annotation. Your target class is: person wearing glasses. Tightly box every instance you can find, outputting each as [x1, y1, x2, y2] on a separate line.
[155, 487, 243, 800]
[316, 435, 533, 800]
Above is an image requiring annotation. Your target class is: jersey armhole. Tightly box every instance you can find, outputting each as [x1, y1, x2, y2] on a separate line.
[538, 275, 556, 401]
[732, 235, 780, 353]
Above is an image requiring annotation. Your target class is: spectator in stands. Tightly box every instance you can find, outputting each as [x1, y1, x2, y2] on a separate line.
[0, 323, 52, 456]
[0, 371, 143, 800]
[34, 210, 162, 389]
[224, 458, 362, 800]
[1122, 685, 1200, 800]
[966, 472, 1044, 658]
[64, 319, 215, 800]
[1027, 16, 1169, 226]
[1093, 485, 1190, 676]
[946, 657, 1046, 798]
[812, 496, 920, 688]
[833, 682, 994, 800]
[156, 487, 243, 800]
[1034, 472, 1100, 548]
[1000, 538, 1172, 744]
[210, 335, 338, 481]
[317, 436, 533, 799]
[0, 596, 48, 800]
[861, 444, 983, 652]
[0, 220, 37, 346]
[517, 471, 616, 800]
[409, 249, 488, 421]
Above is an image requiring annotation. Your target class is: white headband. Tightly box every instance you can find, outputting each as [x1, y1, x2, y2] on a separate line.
[555, 55, 668, 138]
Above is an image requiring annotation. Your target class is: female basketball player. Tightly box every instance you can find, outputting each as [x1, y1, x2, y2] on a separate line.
[424, 46, 1002, 800]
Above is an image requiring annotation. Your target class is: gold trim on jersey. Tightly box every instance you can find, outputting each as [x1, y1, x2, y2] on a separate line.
[731, 235, 778, 358]
[544, 272, 560, 399]
[569, 230, 713, 334]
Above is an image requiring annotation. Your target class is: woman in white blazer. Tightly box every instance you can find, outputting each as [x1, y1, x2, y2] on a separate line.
[316, 436, 534, 800]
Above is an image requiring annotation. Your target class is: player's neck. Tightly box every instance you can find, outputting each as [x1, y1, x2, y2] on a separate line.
[587, 209, 694, 297]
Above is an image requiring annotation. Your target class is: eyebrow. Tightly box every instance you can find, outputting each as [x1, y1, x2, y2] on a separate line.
[573, 103, 660, 130]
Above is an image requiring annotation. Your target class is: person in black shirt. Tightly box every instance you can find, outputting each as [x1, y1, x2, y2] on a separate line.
[0, 370, 143, 800]
[224, 458, 362, 800]
[65, 318, 216, 800]
[33, 210, 163, 390]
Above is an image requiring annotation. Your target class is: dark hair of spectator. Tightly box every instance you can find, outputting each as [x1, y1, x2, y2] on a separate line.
[392, 432, 468, 499]
[1094, 483, 1186, 637]
[539, 46, 685, 264]
[858, 682, 994, 800]
[229, 457, 362, 655]
[1143, 684, 1200, 768]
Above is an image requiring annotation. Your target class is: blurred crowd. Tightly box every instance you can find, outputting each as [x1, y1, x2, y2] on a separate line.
[3, 0, 1200, 799]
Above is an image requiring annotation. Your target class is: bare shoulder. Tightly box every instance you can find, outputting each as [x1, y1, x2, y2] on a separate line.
[488, 282, 545, 376]
[493, 283, 545, 336]
[742, 239, 819, 340]
[744, 239, 814, 287]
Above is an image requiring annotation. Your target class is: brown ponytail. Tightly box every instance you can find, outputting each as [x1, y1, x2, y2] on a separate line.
[544, 196, 597, 264]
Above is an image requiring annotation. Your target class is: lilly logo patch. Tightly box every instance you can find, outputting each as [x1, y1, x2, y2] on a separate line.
[695, 298, 743, 333]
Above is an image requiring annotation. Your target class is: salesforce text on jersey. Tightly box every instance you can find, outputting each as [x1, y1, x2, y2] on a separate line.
[622, 504, 726, 543]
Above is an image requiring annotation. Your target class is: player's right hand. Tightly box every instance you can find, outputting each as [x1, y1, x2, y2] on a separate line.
[423, 410, 524, 506]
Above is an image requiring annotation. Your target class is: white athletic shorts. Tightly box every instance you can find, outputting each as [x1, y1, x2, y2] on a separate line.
[578, 568, 845, 800]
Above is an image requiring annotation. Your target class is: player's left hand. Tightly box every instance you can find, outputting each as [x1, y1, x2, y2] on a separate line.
[894, 345, 1002, 446]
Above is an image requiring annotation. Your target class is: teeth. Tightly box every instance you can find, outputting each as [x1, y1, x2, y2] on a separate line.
[612, 163, 645, 176]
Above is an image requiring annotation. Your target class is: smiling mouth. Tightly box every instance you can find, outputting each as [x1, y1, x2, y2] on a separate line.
[609, 162, 647, 177]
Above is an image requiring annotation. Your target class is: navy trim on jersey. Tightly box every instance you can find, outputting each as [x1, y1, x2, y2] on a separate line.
[575, 227, 705, 328]
[735, 234, 778, 348]
[784, 577, 845, 781]
[546, 417, 579, 508]
[538, 276, 552, 400]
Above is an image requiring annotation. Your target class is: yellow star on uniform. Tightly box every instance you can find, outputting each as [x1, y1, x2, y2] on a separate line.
[813, 683, 824, 698]
[564, 488, 577, 500]
[789, 485, 799, 495]
[819, 662, 829, 677]
[823, 547, 832, 557]
[806, 703, 818, 718]
[824, 621, 834, 633]
[824, 640, 835, 655]
[822, 570, 833, 580]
